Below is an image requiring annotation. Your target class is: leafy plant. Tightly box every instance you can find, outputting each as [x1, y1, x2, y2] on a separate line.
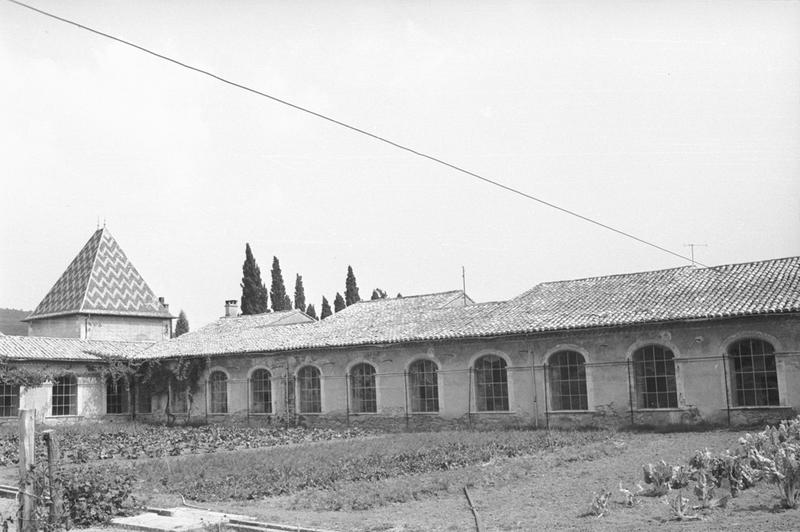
[588, 488, 612, 518]
[663, 489, 700, 521]
[618, 482, 642, 507]
[642, 461, 689, 495]
[739, 417, 800, 508]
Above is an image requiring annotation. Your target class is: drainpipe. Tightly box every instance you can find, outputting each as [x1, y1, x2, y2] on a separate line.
[721, 352, 732, 427]
[626, 359, 635, 426]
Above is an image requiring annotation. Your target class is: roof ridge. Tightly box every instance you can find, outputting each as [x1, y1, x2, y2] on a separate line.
[354, 290, 464, 304]
[79, 228, 105, 312]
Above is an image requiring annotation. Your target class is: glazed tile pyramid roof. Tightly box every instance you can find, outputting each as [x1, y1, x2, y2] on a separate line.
[25, 228, 172, 321]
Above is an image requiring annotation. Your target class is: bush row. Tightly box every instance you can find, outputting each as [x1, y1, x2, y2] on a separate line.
[0, 424, 373, 465]
[139, 429, 605, 501]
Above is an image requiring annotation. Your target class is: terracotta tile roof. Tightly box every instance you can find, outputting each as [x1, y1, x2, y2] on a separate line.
[501, 256, 800, 332]
[140, 258, 800, 359]
[0, 336, 152, 361]
[25, 229, 173, 321]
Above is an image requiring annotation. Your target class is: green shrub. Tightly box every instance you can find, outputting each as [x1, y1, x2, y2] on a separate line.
[62, 464, 140, 526]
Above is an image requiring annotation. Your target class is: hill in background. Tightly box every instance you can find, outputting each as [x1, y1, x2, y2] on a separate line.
[0, 308, 29, 336]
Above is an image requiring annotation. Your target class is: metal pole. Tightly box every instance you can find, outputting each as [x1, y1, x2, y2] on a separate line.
[246, 377, 250, 425]
[204, 380, 209, 422]
[542, 363, 550, 433]
[721, 353, 732, 427]
[467, 367, 473, 429]
[345, 373, 350, 427]
[626, 359, 635, 426]
[530, 350, 538, 428]
[403, 370, 409, 430]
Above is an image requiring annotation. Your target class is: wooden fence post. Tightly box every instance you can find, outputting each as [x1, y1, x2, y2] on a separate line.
[18, 409, 34, 532]
[41, 430, 64, 529]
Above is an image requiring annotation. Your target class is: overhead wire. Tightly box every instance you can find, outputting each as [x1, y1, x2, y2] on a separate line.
[6, 0, 709, 268]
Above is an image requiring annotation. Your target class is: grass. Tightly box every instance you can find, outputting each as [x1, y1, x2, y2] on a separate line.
[138, 429, 800, 531]
[134, 429, 609, 502]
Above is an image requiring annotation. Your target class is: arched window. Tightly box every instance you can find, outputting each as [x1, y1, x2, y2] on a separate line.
[250, 369, 272, 414]
[728, 338, 779, 407]
[632, 345, 677, 409]
[408, 359, 439, 413]
[548, 351, 588, 411]
[106, 376, 129, 414]
[52, 375, 77, 416]
[349, 363, 377, 413]
[0, 382, 20, 418]
[208, 371, 228, 414]
[297, 366, 321, 413]
[474, 355, 508, 411]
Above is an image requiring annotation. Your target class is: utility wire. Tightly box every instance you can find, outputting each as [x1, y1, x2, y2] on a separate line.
[6, 0, 708, 268]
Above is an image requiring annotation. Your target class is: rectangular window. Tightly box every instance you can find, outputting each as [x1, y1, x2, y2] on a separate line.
[0, 383, 20, 417]
[52, 376, 77, 416]
[105, 377, 129, 414]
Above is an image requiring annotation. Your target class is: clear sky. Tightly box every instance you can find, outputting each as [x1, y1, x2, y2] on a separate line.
[1, 1, 798, 329]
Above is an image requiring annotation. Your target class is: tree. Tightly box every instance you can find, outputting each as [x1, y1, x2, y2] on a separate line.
[334, 292, 346, 312]
[396, 293, 403, 298]
[371, 288, 388, 300]
[294, 274, 306, 311]
[320, 296, 332, 319]
[306, 303, 318, 320]
[174, 310, 189, 337]
[345, 266, 360, 306]
[270, 256, 289, 312]
[240, 243, 269, 314]
[283, 294, 292, 311]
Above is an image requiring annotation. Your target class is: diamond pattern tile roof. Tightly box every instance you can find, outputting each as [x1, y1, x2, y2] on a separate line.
[25, 229, 172, 321]
[140, 258, 800, 359]
[0, 336, 152, 361]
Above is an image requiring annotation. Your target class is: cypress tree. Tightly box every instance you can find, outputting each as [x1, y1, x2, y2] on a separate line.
[396, 293, 403, 299]
[174, 310, 189, 337]
[334, 292, 346, 312]
[320, 296, 332, 319]
[306, 303, 318, 320]
[294, 274, 306, 311]
[270, 256, 289, 311]
[240, 243, 269, 314]
[345, 266, 360, 306]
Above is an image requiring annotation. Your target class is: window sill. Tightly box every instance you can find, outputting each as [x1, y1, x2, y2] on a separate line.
[298, 412, 323, 415]
[104, 413, 131, 416]
[472, 410, 512, 414]
[729, 405, 790, 410]
[548, 410, 593, 414]
[349, 412, 379, 415]
[47, 415, 81, 418]
[409, 411, 441, 415]
[634, 408, 685, 412]
[249, 412, 274, 416]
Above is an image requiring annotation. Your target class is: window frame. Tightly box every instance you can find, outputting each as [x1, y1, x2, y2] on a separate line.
[105, 375, 129, 415]
[632, 344, 678, 409]
[0, 382, 20, 418]
[728, 338, 780, 407]
[547, 350, 588, 411]
[408, 359, 440, 413]
[208, 370, 229, 414]
[348, 362, 378, 414]
[473, 354, 509, 412]
[296, 365, 322, 414]
[249, 368, 272, 414]
[51, 374, 78, 417]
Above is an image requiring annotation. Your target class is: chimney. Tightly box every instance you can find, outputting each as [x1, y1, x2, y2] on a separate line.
[224, 300, 239, 318]
[158, 296, 169, 312]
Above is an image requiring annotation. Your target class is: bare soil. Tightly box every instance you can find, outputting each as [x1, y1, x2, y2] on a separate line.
[143, 429, 800, 531]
